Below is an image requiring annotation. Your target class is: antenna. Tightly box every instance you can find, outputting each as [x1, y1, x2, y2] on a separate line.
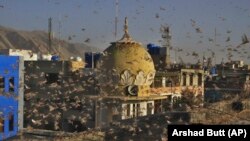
[48, 17, 52, 53]
[115, 0, 119, 40]
[214, 28, 216, 45]
[175, 49, 177, 64]
[161, 25, 171, 68]
[58, 16, 62, 49]
[213, 28, 217, 65]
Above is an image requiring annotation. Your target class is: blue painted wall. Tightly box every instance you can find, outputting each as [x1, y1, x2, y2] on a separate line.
[0, 55, 21, 140]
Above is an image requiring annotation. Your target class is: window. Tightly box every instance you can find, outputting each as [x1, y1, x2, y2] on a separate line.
[147, 103, 153, 115]
[9, 77, 14, 92]
[132, 104, 136, 118]
[0, 117, 4, 133]
[127, 104, 130, 117]
[9, 114, 14, 131]
[182, 73, 186, 86]
[0, 77, 4, 92]
[172, 97, 178, 108]
[198, 73, 202, 86]
[167, 80, 172, 87]
[136, 104, 140, 117]
[190, 74, 193, 86]
[154, 100, 161, 114]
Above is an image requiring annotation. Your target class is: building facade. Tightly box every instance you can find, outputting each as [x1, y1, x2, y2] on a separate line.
[0, 55, 24, 140]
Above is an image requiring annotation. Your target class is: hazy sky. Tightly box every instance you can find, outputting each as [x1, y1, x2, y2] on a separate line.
[0, 0, 250, 63]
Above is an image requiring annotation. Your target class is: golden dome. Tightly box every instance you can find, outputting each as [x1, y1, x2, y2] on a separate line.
[102, 42, 155, 75]
[98, 17, 155, 96]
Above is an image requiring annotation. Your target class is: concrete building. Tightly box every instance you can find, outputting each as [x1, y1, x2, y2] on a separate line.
[152, 65, 205, 109]
[205, 60, 250, 102]
[0, 49, 38, 61]
[180, 68, 204, 96]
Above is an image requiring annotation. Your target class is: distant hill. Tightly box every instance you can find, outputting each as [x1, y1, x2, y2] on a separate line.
[0, 25, 101, 59]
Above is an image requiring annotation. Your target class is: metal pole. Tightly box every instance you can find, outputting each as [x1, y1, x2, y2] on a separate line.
[92, 52, 95, 69]
[95, 99, 97, 128]
[115, 0, 119, 40]
[48, 17, 52, 53]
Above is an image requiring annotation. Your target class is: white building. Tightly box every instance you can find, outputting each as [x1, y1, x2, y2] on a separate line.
[0, 49, 38, 61]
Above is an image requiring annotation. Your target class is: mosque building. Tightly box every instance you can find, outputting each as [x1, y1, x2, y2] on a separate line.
[95, 17, 169, 127]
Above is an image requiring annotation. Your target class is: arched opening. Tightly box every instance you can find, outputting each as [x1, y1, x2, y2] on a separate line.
[198, 73, 202, 86]
[182, 73, 186, 86]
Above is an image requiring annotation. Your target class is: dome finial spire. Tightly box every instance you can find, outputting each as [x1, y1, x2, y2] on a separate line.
[124, 17, 129, 36]
[116, 17, 138, 43]
[122, 17, 131, 39]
